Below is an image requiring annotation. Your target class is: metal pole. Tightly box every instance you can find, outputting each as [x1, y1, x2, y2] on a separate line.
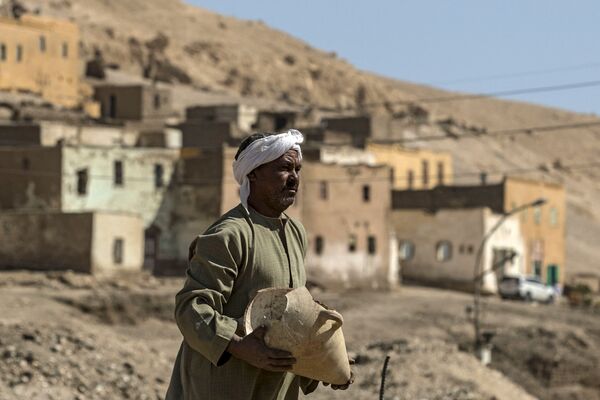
[472, 199, 546, 355]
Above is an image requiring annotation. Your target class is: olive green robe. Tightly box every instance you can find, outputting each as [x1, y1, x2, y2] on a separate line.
[166, 204, 318, 400]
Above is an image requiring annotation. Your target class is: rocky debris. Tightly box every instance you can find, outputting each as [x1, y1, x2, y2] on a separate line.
[311, 337, 535, 400]
[0, 320, 172, 400]
[491, 326, 600, 400]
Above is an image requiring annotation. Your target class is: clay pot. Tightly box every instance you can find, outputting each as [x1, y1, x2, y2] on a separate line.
[244, 286, 351, 385]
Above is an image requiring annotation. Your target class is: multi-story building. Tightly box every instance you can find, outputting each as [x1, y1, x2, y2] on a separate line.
[0, 144, 180, 273]
[300, 156, 397, 289]
[366, 143, 453, 190]
[392, 176, 566, 287]
[393, 207, 524, 293]
[0, 13, 81, 107]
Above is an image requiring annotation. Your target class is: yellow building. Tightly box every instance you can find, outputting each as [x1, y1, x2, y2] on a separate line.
[367, 143, 453, 190]
[503, 177, 566, 286]
[0, 14, 80, 107]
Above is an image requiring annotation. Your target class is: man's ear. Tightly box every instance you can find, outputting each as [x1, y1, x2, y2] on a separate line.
[248, 170, 257, 182]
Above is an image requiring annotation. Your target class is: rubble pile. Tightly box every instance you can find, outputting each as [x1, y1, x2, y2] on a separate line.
[491, 326, 600, 400]
[0, 322, 169, 400]
[309, 338, 535, 400]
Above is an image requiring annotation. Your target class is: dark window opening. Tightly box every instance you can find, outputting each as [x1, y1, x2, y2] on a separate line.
[368, 236, 376, 255]
[362, 185, 370, 202]
[154, 164, 164, 188]
[319, 181, 328, 200]
[153, 93, 161, 109]
[108, 94, 117, 119]
[407, 169, 414, 190]
[22, 157, 30, 170]
[348, 234, 357, 253]
[39, 36, 46, 52]
[16, 44, 22, 62]
[0, 44, 6, 61]
[76, 168, 88, 195]
[315, 236, 324, 255]
[62, 42, 68, 58]
[274, 117, 288, 130]
[422, 160, 429, 186]
[114, 160, 123, 186]
[113, 238, 124, 265]
[437, 162, 445, 185]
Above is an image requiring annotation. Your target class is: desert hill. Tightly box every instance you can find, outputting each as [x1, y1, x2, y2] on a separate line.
[23, 0, 600, 277]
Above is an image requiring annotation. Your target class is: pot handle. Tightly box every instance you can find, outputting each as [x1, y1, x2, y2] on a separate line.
[316, 309, 344, 330]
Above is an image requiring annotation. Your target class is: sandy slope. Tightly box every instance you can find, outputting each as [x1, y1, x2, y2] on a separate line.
[20, 0, 600, 276]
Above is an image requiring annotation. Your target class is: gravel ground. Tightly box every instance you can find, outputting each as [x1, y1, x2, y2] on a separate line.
[1, 271, 599, 400]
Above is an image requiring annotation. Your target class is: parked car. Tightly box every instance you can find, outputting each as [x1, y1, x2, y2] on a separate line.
[499, 275, 556, 303]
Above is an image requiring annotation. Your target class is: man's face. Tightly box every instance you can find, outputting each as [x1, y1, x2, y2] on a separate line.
[249, 149, 301, 215]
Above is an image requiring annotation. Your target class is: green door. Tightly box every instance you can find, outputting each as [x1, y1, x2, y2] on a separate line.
[547, 265, 559, 286]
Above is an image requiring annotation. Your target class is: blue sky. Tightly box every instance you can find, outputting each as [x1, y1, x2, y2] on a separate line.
[189, 1, 600, 115]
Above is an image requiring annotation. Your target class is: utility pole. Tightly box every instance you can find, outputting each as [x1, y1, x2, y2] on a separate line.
[472, 198, 547, 360]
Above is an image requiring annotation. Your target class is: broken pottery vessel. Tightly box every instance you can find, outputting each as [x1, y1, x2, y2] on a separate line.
[244, 286, 352, 385]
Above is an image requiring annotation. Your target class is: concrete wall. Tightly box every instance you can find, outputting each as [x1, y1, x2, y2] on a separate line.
[392, 208, 524, 293]
[0, 14, 81, 107]
[0, 211, 93, 272]
[186, 104, 258, 132]
[0, 122, 138, 147]
[179, 121, 238, 149]
[0, 146, 62, 210]
[301, 162, 395, 289]
[392, 184, 505, 213]
[91, 212, 143, 274]
[94, 85, 172, 122]
[367, 143, 454, 190]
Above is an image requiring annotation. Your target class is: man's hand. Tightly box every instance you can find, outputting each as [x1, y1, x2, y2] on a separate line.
[323, 358, 355, 390]
[227, 326, 296, 372]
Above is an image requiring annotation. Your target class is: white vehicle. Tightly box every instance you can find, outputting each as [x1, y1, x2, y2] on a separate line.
[499, 275, 556, 303]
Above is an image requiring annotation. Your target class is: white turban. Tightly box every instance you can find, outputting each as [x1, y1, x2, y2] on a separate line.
[233, 129, 304, 213]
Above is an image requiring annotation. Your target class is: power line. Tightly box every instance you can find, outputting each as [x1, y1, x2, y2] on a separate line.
[346, 79, 600, 110]
[429, 61, 600, 86]
[370, 119, 600, 144]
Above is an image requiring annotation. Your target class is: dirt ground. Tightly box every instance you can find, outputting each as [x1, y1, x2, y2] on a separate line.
[1, 271, 599, 400]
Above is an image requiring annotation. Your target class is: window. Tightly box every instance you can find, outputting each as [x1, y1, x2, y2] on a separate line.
[22, 157, 30, 170]
[362, 185, 370, 202]
[154, 164, 164, 188]
[399, 240, 415, 261]
[550, 207, 558, 227]
[319, 181, 328, 200]
[76, 168, 88, 195]
[16, 44, 22, 62]
[435, 241, 452, 262]
[153, 93, 161, 109]
[437, 162, 445, 185]
[407, 169, 414, 190]
[422, 160, 429, 186]
[0, 44, 6, 61]
[315, 236, 324, 255]
[367, 236, 377, 255]
[39, 36, 46, 52]
[533, 206, 542, 225]
[348, 234, 357, 253]
[114, 160, 123, 186]
[113, 238, 124, 264]
[467, 245, 474, 254]
[62, 42, 68, 58]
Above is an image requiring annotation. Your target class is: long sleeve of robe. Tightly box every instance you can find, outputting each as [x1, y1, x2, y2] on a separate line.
[166, 204, 319, 400]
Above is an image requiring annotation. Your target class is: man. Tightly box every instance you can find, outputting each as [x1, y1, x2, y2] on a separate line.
[166, 130, 353, 400]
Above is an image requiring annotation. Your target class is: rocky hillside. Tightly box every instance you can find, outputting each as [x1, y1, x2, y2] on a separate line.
[23, 0, 600, 276]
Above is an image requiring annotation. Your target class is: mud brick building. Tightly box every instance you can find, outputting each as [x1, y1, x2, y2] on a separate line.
[0, 13, 81, 107]
[0, 211, 143, 273]
[392, 177, 566, 287]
